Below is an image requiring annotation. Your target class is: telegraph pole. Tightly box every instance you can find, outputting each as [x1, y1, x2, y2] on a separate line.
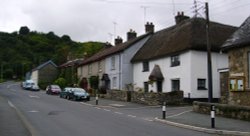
[205, 2, 213, 103]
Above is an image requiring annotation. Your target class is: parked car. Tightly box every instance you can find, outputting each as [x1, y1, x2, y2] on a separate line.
[59, 87, 73, 99]
[46, 85, 62, 95]
[31, 84, 40, 91]
[23, 80, 35, 90]
[67, 88, 90, 101]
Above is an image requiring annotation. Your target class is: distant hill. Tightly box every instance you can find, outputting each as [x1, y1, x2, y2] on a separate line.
[0, 26, 105, 80]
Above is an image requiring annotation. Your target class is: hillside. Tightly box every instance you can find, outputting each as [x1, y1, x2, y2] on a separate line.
[0, 26, 105, 80]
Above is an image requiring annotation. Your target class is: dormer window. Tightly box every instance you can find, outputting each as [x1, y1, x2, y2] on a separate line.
[171, 55, 180, 67]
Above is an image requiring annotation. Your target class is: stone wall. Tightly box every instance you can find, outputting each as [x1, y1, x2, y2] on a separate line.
[228, 91, 250, 106]
[193, 101, 250, 121]
[222, 46, 250, 106]
[103, 90, 183, 106]
[131, 91, 183, 105]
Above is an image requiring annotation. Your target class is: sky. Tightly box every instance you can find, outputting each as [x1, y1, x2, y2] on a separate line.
[0, 0, 250, 44]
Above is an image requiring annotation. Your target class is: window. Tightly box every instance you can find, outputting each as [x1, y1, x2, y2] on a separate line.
[88, 64, 92, 75]
[197, 79, 206, 90]
[230, 78, 244, 91]
[172, 79, 180, 91]
[112, 77, 117, 88]
[171, 55, 180, 67]
[98, 61, 102, 72]
[144, 82, 149, 92]
[142, 61, 149, 72]
[111, 56, 115, 70]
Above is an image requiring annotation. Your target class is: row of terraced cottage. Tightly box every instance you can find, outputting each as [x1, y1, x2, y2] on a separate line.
[65, 13, 250, 106]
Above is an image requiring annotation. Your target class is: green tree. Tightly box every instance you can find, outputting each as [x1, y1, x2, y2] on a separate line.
[19, 26, 30, 35]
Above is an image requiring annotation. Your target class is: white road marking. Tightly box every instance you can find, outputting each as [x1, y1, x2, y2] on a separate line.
[95, 107, 101, 110]
[28, 110, 39, 113]
[8, 100, 15, 108]
[114, 112, 123, 115]
[166, 110, 192, 118]
[127, 115, 136, 118]
[80, 102, 92, 106]
[143, 118, 153, 122]
[104, 109, 111, 112]
[109, 104, 125, 107]
[29, 95, 40, 98]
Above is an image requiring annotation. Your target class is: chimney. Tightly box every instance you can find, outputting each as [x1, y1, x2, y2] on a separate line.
[145, 22, 154, 33]
[127, 29, 137, 41]
[104, 42, 112, 48]
[175, 11, 190, 24]
[114, 36, 123, 46]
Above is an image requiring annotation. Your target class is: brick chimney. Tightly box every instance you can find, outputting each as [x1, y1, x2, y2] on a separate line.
[145, 22, 154, 33]
[114, 36, 123, 46]
[175, 11, 190, 24]
[127, 29, 137, 41]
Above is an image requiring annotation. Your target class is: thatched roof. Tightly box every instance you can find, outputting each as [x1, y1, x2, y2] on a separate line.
[78, 33, 151, 66]
[221, 16, 250, 51]
[149, 65, 164, 81]
[131, 18, 237, 62]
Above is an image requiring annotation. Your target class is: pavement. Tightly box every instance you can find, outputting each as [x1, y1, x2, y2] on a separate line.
[86, 98, 250, 136]
[1, 91, 250, 136]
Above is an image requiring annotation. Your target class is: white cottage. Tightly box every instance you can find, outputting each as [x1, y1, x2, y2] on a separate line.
[131, 13, 237, 101]
[77, 27, 153, 92]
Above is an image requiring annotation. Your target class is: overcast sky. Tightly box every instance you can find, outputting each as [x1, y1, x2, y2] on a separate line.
[0, 0, 249, 44]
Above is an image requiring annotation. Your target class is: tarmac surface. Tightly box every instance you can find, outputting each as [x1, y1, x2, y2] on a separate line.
[0, 95, 30, 136]
[1, 86, 250, 136]
[86, 98, 250, 136]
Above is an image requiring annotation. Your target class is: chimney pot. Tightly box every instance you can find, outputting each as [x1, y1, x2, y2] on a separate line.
[127, 29, 137, 41]
[114, 36, 123, 46]
[145, 22, 154, 33]
[175, 11, 190, 24]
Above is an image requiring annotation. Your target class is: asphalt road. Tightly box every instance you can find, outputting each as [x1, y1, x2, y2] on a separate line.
[0, 82, 214, 136]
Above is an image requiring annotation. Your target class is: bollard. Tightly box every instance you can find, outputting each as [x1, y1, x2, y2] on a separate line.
[211, 105, 215, 128]
[96, 95, 99, 105]
[162, 102, 166, 119]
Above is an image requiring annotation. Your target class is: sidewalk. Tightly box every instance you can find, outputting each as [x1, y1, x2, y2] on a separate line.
[87, 97, 250, 136]
[0, 95, 30, 136]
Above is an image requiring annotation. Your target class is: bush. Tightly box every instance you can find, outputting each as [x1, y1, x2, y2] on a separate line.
[54, 77, 67, 89]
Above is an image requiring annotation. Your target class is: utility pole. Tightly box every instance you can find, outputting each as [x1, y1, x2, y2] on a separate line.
[1, 63, 3, 81]
[205, 2, 213, 103]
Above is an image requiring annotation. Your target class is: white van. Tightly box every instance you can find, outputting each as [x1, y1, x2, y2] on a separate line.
[23, 80, 35, 90]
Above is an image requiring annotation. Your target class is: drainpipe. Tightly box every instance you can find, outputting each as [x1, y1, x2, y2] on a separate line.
[119, 54, 122, 90]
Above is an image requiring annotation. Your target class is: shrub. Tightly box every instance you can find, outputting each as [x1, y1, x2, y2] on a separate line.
[54, 77, 67, 89]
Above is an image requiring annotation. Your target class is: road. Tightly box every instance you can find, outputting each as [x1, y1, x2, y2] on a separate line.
[0, 82, 214, 136]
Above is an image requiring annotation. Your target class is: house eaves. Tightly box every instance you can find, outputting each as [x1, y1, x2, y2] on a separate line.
[131, 17, 237, 63]
[78, 32, 152, 66]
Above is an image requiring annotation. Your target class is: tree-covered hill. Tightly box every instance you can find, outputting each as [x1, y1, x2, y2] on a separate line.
[0, 26, 105, 80]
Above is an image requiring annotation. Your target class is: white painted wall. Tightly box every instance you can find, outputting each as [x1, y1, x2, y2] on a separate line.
[31, 70, 38, 85]
[133, 50, 228, 99]
[106, 35, 151, 90]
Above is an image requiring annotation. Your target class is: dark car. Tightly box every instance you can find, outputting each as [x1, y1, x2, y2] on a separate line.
[59, 87, 73, 99]
[67, 88, 90, 101]
[46, 85, 62, 95]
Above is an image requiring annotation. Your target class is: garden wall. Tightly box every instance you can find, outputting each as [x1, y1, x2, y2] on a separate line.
[103, 90, 183, 106]
[193, 101, 250, 121]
